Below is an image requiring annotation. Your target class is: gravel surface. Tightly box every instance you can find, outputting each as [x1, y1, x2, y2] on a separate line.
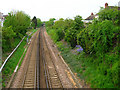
[9, 27, 82, 88]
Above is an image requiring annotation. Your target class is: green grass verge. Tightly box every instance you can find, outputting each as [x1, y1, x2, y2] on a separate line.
[2, 38, 21, 61]
[2, 37, 27, 87]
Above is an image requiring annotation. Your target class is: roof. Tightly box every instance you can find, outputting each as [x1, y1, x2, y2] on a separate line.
[85, 14, 95, 20]
[85, 5, 120, 20]
[106, 6, 120, 10]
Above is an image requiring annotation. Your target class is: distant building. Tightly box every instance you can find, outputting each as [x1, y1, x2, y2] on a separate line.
[105, 2, 120, 10]
[84, 2, 120, 23]
[0, 12, 3, 27]
[83, 13, 95, 23]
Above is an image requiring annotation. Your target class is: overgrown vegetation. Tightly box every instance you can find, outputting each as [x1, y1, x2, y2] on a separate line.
[1, 10, 41, 87]
[46, 7, 120, 88]
[2, 11, 31, 53]
[2, 37, 27, 87]
[2, 29, 37, 87]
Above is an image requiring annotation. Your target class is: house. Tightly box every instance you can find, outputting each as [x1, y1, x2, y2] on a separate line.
[0, 12, 3, 27]
[105, 2, 120, 10]
[84, 2, 120, 23]
[83, 13, 95, 23]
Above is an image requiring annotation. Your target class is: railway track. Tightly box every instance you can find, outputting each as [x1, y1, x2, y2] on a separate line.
[10, 30, 40, 88]
[9, 27, 80, 88]
[21, 31, 40, 88]
[40, 27, 63, 88]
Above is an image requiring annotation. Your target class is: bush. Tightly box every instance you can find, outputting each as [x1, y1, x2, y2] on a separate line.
[77, 20, 119, 54]
[37, 18, 42, 28]
[2, 26, 16, 52]
[98, 7, 120, 25]
[65, 28, 77, 47]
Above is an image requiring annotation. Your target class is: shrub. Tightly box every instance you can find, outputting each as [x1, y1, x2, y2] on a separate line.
[77, 20, 119, 54]
[98, 7, 120, 25]
[2, 26, 16, 52]
[65, 28, 77, 47]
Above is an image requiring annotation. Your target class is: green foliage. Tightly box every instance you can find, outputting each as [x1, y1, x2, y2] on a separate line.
[64, 16, 84, 47]
[63, 19, 74, 33]
[47, 16, 84, 48]
[53, 18, 64, 30]
[98, 7, 120, 25]
[2, 26, 16, 52]
[73, 15, 84, 30]
[4, 11, 31, 36]
[2, 10, 31, 53]
[36, 18, 42, 28]
[65, 28, 77, 47]
[45, 18, 56, 27]
[46, 8, 120, 88]
[77, 20, 119, 54]
[47, 28, 64, 43]
[32, 16, 37, 29]
[57, 41, 120, 88]
[2, 37, 27, 87]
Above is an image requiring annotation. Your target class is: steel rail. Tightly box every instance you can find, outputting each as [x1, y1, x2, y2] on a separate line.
[21, 32, 38, 88]
[43, 28, 64, 88]
[40, 27, 50, 89]
[36, 31, 40, 89]
[42, 26, 63, 88]
[44, 27, 82, 88]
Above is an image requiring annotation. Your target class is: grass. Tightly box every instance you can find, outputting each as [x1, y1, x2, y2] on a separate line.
[2, 38, 26, 87]
[2, 38, 21, 61]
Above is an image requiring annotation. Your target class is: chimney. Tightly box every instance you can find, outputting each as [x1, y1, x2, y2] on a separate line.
[105, 3, 108, 8]
[91, 13, 94, 15]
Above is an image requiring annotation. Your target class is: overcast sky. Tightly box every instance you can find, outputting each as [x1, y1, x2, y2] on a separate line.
[0, 0, 119, 21]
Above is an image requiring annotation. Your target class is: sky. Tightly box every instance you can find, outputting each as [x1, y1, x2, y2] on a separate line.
[0, 0, 119, 21]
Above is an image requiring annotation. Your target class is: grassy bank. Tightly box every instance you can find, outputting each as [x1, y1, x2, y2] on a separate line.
[46, 26, 120, 88]
[2, 37, 26, 87]
[2, 29, 37, 87]
[56, 41, 119, 88]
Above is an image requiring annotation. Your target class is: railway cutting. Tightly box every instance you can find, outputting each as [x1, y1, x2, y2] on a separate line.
[9, 27, 81, 88]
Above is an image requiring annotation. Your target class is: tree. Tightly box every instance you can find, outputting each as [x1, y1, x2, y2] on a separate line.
[63, 18, 74, 33]
[53, 18, 64, 30]
[45, 18, 56, 27]
[73, 15, 84, 30]
[2, 26, 16, 52]
[4, 11, 31, 37]
[37, 18, 42, 28]
[32, 16, 37, 29]
[64, 16, 84, 47]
